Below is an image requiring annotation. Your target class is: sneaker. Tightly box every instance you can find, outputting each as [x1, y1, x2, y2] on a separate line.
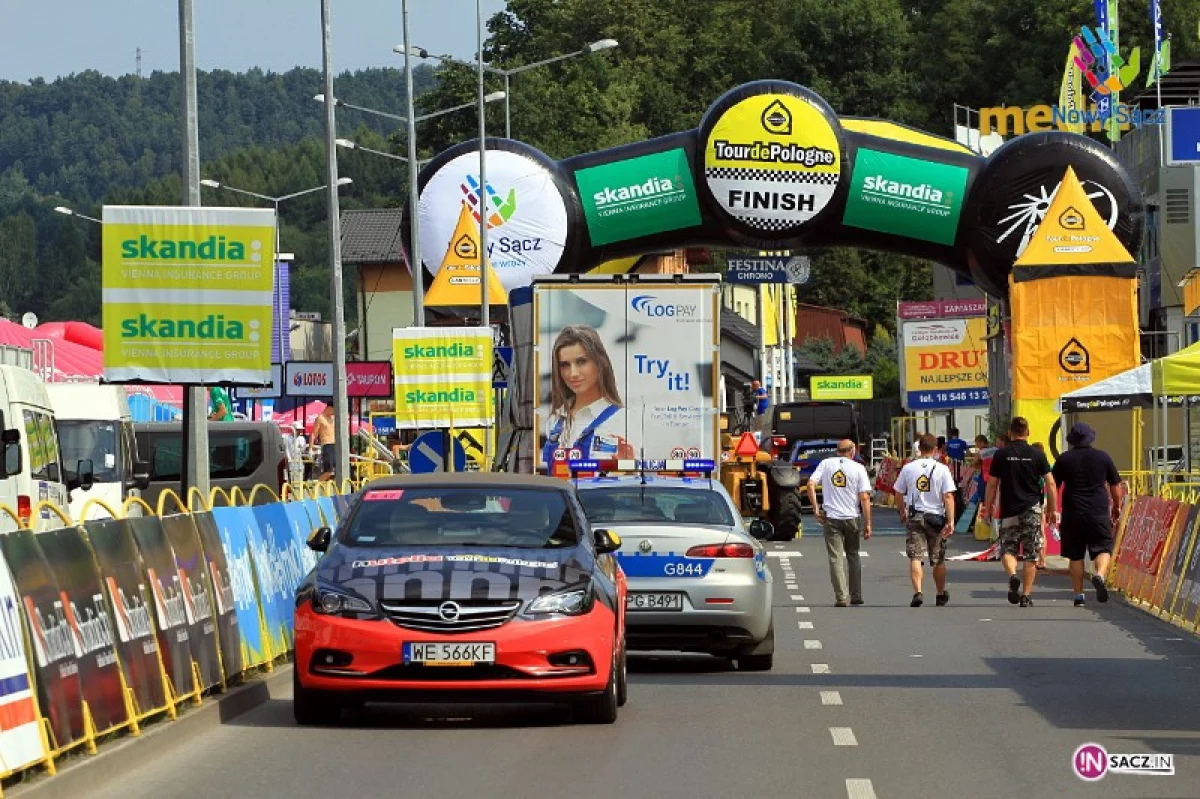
[835, 599, 849, 608]
[1007, 574, 1021, 605]
[851, 598, 864, 606]
[1019, 595, 1034, 607]
[910, 592, 924, 607]
[1091, 574, 1109, 603]
[1074, 594, 1086, 607]
[935, 592, 950, 606]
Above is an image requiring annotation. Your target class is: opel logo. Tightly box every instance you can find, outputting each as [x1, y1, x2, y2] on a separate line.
[638, 540, 653, 553]
[438, 601, 461, 621]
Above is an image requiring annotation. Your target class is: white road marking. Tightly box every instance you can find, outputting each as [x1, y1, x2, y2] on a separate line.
[798, 621, 814, 628]
[846, 778, 877, 799]
[811, 663, 830, 674]
[796, 606, 811, 613]
[820, 690, 842, 705]
[804, 640, 822, 649]
[910, 654, 923, 658]
[786, 586, 798, 592]
[859, 552, 870, 557]
[790, 594, 805, 601]
[979, 618, 992, 622]
[767, 551, 803, 558]
[830, 727, 858, 746]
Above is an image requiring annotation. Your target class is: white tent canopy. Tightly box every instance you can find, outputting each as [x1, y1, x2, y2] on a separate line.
[1059, 363, 1152, 412]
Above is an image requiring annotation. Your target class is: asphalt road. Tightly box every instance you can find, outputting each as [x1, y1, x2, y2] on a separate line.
[86, 512, 1200, 799]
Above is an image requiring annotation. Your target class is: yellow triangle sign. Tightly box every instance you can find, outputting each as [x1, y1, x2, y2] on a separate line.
[1013, 166, 1135, 267]
[424, 203, 508, 307]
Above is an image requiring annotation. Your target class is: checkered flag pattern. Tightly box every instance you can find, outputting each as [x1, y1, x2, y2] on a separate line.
[706, 167, 840, 185]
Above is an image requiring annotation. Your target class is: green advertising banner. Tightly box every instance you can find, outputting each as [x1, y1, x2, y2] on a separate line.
[101, 205, 277, 385]
[842, 148, 968, 245]
[575, 148, 702, 246]
[811, 375, 874, 400]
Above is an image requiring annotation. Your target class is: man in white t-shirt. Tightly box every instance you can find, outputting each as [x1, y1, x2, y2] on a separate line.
[806, 439, 873, 607]
[893, 434, 957, 608]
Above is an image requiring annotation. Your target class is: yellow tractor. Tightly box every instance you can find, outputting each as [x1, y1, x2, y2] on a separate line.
[718, 425, 804, 541]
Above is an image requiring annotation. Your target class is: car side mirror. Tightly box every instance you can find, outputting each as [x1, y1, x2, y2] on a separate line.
[77, 459, 95, 493]
[46, 461, 61, 484]
[307, 526, 332, 552]
[748, 519, 774, 540]
[593, 528, 621, 554]
[131, 460, 151, 491]
[0, 428, 18, 479]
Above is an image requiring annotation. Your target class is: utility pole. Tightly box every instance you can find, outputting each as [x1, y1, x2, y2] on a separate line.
[402, 0, 424, 325]
[178, 0, 210, 499]
[321, 0, 351, 485]
[136, 47, 143, 78]
[476, 0, 491, 468]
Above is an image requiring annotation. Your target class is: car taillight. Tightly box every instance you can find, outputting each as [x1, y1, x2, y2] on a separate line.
[771, 437, 788, 454]
[17, 495, 30, 527]
[686, 543, 756, 558]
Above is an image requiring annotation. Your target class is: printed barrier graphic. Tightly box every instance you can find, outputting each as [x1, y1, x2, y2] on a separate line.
[0, 480, 355, 784]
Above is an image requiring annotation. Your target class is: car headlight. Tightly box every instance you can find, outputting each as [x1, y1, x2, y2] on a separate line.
[311, 585, 374, 616]
[524, 584, 593, 616]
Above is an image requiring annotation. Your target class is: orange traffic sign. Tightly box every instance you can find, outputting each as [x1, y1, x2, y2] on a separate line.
[734, 432, 760, 458]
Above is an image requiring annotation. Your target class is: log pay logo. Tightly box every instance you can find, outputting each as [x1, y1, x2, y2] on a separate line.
[1073, 742, 1173, 781]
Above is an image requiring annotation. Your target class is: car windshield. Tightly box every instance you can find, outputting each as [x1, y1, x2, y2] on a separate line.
[792, 445, 837, 462]
[578, 486, 735, 526]
[342, 486, 579, 548]
[58, 420, 121, 482]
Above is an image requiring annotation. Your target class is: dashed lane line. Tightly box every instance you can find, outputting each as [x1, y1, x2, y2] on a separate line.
[767, 551, 803, 558]
[820, 691, 842, 705]
[804, 640, 822, 649]
[846, 779, 877, 799]
[796, 606, 811, 613]
[789, 594, 804, 601]
[830, 727, 858, 746]
[798, 621, 813, 629]
[811, 663, 830, 674]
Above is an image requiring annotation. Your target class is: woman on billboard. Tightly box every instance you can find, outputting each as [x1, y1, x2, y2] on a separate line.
[542, 325, 635, 467]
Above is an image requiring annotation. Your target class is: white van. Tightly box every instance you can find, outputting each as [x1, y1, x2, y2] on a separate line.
[0, 353, 71, 532]
[46, 383, 149, 522]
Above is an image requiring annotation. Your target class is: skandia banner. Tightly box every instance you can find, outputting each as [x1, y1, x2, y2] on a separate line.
[843, 148, 968, 245]
[533, 280, 720, 470]
[102, 206, 276, 385]
[575, 148, 702, 246]
[393, 327, 493, 429]
[901, 317, 989, 410]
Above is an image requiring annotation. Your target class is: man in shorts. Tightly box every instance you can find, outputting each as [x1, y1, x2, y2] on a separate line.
[1052, 422, 1126, 606]
[893, 434, 957, 607]
[982, 418, 1057, 607]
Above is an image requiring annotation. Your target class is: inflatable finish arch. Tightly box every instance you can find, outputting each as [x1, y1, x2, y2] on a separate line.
[404, 80, 1145, 299]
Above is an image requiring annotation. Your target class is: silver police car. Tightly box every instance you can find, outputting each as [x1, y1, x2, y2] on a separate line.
[575, 474, 774, 671]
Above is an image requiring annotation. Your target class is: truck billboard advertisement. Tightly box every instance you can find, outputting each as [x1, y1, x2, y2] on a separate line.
[532, 277, 720, 471]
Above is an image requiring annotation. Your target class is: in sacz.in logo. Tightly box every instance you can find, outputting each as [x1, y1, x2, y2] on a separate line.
[630, 294, 699, 320]
[576, 149, 702, 246]
[460, 173, 517, 229]
[842, 148, 968, 246]
[1073, 742, 1174, 781]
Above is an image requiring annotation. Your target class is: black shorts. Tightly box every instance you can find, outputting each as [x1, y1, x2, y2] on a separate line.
[1060, 514, 1114, 561]
[320, 443, 336, 473]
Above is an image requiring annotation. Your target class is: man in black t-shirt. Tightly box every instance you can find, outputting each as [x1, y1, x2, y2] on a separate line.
[982, 417, 1058, 607]
[1051, 422, 1126, 607]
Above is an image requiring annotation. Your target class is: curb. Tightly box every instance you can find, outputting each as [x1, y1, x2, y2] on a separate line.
[6, 665, 294, 799]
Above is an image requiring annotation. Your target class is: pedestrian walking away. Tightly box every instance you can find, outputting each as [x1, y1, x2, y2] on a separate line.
[893, 434, 957, 608]
[982, 417, 1058, 607]
[1051, 422, 1126, 607]
[806, 439, 873, 607]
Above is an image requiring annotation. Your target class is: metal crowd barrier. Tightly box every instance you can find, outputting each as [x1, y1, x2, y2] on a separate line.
[0, 479, 360, 793]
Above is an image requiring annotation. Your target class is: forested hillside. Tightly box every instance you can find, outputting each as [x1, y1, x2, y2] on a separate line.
[2, 0, 1198, 328]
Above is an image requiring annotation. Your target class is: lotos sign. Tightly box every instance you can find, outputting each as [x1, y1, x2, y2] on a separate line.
[102, 206, 276, 385]
[285, 362, 333, 397]
[900, 317, 989, 410]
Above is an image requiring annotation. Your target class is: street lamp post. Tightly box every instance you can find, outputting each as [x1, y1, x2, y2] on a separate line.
[399, 38, 618, 138]
[335, 139, 430, 167]
[200, 177, 352, 373]
[314, 90, 503, 325]
[53, 206, 102, 225]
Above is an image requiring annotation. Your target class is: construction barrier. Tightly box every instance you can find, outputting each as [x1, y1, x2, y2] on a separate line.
[1109, 493, 1200, 635]
[0, 479, 357, 792]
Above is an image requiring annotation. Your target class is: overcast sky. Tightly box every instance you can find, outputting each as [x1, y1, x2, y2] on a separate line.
[0, 0, 508, 82]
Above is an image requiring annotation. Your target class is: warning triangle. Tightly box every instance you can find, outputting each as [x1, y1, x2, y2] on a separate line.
[1013, 166, 1135, 267]
[424, 203, 508, 307]
[734, 432, 760, 457]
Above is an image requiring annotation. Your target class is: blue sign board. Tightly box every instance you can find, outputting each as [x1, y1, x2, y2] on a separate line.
[493, 346, 514, 389]
[372, 414, 397, 437]
[906, 388, 990, 410]
[1167, 107, 1200, 165]
[408, 431, 468, 474]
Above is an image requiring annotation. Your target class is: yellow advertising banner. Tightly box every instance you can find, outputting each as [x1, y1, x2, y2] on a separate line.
[1010, 274, 1139, 399]
[102, 206, 276, 384]
[392, 327, 493, 428]
[423, 203, 508, 307]
[1012, 166, 1135, 271]
[1012, 398, 1062, 462]
[901, 317, 989, 411]
[811, 375, 873, 400]
[1057, 45, 1085, 134]
[1185, 273, 1200, 317]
